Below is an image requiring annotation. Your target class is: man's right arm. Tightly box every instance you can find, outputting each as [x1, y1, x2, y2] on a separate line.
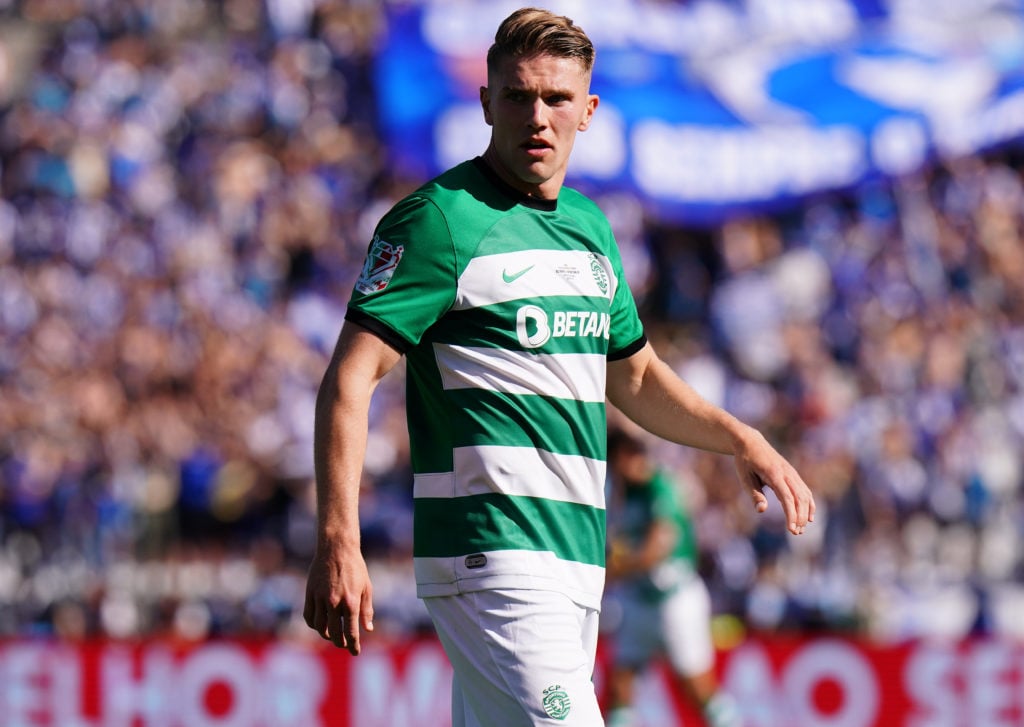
[607, 342, 814, 535]
[303, 321, 402, 655]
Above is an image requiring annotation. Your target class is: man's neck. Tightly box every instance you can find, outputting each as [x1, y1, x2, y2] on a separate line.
[480, 147, 562, 201]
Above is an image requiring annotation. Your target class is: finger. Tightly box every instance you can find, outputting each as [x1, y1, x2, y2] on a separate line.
[779, 486, 802, 534]
[796, 475, 816, 524]
[303, 586, 323, 634]
[361, 587, 375, 633]
[769, 477, 802, 535]
[303, 591, 314, 629]
[790, 473, 814, 531]
[312, 599, 331, 641]
[343, 600, 361, 656]
[327, 605, 347, 650]
[786, 479, 811, 536]
[745, 470, 773, 514]
[750, 487, 768, 513]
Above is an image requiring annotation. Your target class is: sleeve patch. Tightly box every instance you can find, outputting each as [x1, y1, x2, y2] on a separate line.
[355, 236, 405, 294]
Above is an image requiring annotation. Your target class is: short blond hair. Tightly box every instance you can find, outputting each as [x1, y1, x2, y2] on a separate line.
[486, 7, 595, 76]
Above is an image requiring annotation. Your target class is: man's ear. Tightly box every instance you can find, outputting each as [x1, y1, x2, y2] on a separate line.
[480, 86, 493, 126]
[578, 93, 599, 131]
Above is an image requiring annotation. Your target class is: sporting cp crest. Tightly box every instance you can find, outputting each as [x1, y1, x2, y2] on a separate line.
[541, 684, 571, 720]
[355, 236, 404, 294]
[588, 253, 609, 295]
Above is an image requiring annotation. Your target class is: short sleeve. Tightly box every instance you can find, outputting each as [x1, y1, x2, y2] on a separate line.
[605, 232, 646, 359]
[346, 195, 457, 349]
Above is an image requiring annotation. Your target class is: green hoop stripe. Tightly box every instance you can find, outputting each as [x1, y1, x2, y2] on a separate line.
[413, 493, 606, 566]
[408, 390, 607, 472]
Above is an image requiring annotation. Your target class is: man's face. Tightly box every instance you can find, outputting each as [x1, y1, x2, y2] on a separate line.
[480, 53, 598, 200]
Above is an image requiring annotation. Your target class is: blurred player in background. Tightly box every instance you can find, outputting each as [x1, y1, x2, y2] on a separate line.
[604, 426, 741, 727]
[305, 7, 813, 725]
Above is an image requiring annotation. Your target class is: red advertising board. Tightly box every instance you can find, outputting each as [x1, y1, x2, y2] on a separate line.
[0, 635, 1021, 726]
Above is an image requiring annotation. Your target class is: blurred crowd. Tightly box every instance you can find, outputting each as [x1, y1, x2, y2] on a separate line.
[626, 153, 1024, 645]
[2, 1, 1024, 649]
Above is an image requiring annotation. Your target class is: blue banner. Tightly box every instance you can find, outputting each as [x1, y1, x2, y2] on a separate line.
[375, 0, 1024, 224]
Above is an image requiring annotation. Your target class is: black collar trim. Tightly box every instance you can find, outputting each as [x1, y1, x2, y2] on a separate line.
[473, 157, 558, 212]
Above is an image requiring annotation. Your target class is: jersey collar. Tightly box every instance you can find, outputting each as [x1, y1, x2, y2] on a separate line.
[473, 157, 558, 212]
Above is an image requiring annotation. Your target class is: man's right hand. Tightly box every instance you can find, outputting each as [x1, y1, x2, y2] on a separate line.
[303, 546, 375, 656]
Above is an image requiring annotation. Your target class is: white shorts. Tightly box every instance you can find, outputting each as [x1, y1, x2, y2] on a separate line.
[424, 589, 605, 726]
[613, 576, 714, 677]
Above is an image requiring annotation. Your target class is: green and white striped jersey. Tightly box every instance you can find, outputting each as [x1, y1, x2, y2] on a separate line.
[346, 158, 646, 609]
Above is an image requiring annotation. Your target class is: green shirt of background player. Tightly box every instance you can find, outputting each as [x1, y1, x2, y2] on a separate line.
[606, 434, 699, 604]
[303, 6, 813, 723]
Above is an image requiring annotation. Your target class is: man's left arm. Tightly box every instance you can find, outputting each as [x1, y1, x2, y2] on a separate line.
[606, 342, 815, 535]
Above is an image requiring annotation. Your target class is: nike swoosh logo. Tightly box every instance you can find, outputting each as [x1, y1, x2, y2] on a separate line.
[502, 265, 534, 284]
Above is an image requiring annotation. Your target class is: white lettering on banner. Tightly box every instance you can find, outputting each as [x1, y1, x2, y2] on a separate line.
[905, 643, 959, 727]
[626, 668, 684, 727]
[262, 646, 328, 726]
[935, 90, 1024, 158]
[1, 643, 45, 725]
[53, 650, 93, 727]
[969, 642, 1016, 727]
[721, 643, 789, 727]
[723, 640, 879, 726]
[746, 0, 857, 43]
[178, 645, 259, 727]
[0, 642, 326, 727]
[419, 0, 859, 60]
[905, 641, 1021, 727]
[632, 122, 865, 202]
[566, 103, 627, 180]
[11, 636, 1024, 724]
[103, 647, 176, 727]
[421, 1, 740, 57]
[0, 643, 96, 727]
[350, 643, 452, 727]
[782, 640, 879, 727]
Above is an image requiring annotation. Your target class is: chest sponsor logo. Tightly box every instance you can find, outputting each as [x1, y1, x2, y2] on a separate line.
[515, 305, 611, 349]
[355, 235, 404, 294]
